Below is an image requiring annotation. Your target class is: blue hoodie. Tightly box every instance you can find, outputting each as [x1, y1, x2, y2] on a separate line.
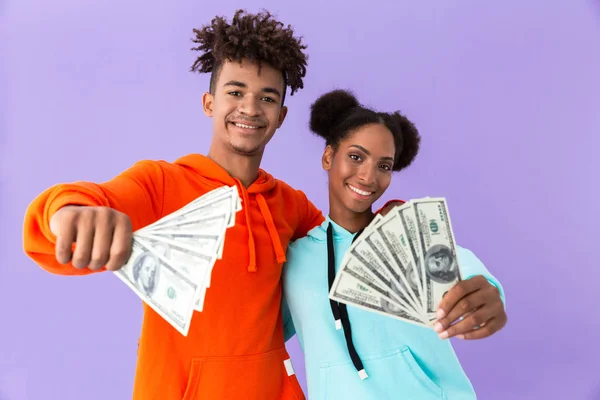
[282, 217, 505, 400]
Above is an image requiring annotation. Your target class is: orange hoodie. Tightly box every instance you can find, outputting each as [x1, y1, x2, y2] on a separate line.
[23, 154, 325, 400]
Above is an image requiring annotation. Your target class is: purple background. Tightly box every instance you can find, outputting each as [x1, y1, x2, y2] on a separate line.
[2, 1, 599, 399]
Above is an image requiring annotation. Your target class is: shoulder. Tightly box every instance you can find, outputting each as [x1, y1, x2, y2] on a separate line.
[288, 230, 322, 254]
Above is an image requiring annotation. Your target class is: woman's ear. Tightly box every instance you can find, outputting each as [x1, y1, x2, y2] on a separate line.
[322, 145, 334, 171]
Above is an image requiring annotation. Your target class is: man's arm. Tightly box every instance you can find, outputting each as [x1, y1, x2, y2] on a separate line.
[292, 190, 325, 240]
[23, 160, 167, 275]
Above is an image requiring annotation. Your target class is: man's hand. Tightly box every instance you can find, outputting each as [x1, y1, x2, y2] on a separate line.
[50, 205, 133, 271]
[434, 275, 507, 340]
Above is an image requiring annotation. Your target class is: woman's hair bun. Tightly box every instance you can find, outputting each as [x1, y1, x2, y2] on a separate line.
[389, 111, 421, 171]
[309, 89, 360, 140]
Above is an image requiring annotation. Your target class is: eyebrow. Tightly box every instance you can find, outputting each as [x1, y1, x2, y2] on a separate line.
[349, 144, 394, 162]
[223, 80, 281, 98]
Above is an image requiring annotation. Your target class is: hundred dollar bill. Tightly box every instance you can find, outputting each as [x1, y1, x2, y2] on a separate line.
[396, 203, 428, 315]
[145, 213, 229, 237]
[134, 235, 215, 285]
[139, 186, 234, 232]
[372, 208, 426, 314]
[136, 232, 222, 258]
[329, 269, 427, 327]
[150, 193, 238, 230]
[412, 197, 462, 317]
[114, 239, 199, 336]
[348, 238, 423, 317]
[134, 234, 217, 310]
[336, 252, 422, 319]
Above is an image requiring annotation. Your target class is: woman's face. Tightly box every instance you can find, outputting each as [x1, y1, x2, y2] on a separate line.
[323, 123, 396, 215]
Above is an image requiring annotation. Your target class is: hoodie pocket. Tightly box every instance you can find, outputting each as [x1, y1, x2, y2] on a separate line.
[319, 346, 446, 400]
[182, 347, 305, 400]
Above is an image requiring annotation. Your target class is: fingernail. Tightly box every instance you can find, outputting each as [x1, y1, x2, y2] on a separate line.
[436, 309, 445, 319]
[456, 335, 465, 339]
[438, 331, 448, 339]
[434, 322, 443, 332]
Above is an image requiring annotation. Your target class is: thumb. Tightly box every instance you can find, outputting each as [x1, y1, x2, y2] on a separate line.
[49, 211, 61, 237]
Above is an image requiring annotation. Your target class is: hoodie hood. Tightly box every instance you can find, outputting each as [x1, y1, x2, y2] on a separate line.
[174, 154, 282, 272]
[175, 154, 276, 193]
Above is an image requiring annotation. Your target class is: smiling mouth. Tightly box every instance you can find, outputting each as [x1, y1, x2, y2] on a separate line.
[231, 122, 265, 130]
[347, 184, 375, 197]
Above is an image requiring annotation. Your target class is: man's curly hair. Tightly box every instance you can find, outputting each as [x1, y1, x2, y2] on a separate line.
[190, 9, 308, 104]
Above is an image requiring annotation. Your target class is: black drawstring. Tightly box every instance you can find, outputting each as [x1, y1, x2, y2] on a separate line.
[327, 223, 368, 380]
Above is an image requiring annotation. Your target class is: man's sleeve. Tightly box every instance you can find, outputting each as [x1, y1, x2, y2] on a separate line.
[23, 160, 167, 276]
[292, 190, 325, 240]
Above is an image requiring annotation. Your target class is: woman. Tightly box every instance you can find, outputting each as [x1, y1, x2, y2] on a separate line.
[282, 90, 507, 399]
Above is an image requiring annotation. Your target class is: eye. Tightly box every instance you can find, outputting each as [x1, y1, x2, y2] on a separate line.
[380, 164, 392, 171]
[349, 154, 362, 162]
[261, 96, 276, 103]
[227, 91, 242, 97]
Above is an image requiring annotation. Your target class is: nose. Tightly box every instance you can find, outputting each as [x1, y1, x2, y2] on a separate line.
[356, 164, 377, 187]
[238, 95, 261, 117]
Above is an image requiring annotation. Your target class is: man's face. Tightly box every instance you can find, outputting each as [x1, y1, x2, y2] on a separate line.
[203, 59, 288, 157]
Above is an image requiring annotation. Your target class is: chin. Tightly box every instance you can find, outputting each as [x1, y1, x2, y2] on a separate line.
[344, 199, 375, 214]
[230, 143, 263, 156]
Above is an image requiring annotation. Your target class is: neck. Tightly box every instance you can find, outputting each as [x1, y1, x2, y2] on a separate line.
[329, 204, 375, 234]
[207, 143, 263, 188]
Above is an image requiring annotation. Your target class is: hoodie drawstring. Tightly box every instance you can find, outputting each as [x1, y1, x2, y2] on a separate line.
[237, 182, 257, 272]
[327, 223, 368, 380]
[256, 194, 286, 264]
[233, 180, 285, 272]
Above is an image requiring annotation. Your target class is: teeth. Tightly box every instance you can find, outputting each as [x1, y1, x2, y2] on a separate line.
[234, 123, 259, 129]
[348, 184, 372, 196]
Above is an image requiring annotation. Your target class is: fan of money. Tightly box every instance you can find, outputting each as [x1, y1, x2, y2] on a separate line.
[114, 186, 241, 336]
[328, 197, 463, 328]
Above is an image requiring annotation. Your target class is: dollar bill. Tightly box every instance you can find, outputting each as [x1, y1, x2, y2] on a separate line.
[347, 239, 423, 318]
[372, 208, 426, 315]
[337, 251, 423, 319]
[114, 239, 200, 336]
[116, 185, 240, 335]
[148, 193, 238, 230]
[134, 235, 215, 285]
[136, 232, 222, 258]
[329, 269, 428, 328]
[412, 198, 462, 317]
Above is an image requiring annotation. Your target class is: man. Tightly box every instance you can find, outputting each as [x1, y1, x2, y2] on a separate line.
[23, 9, 322, 399]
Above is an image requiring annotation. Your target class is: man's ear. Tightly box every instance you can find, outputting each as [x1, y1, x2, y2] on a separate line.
[277, 105, 288, 128]
[322, 145, 334, 171]
[202, 92, 214, 117]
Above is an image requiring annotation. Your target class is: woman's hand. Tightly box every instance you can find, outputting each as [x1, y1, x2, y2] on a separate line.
[434, 275, 507, 340]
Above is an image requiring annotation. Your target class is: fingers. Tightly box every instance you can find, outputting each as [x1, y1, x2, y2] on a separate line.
[438, 299, 506, 340]
[105, 213, 133, 271]
[436, 275, 487, 320]
[52, 206, 132, 271]
[87, 209, 115, 271]
[54, 220, 77, 265]
[435, 288, 488, 333]
[455, 319, 502, 340]
[437, 305, 492, 339]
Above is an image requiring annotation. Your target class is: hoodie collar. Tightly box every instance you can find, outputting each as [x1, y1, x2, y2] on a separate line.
[174, 154, 283, 272]
[308, 216, 358, 243]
